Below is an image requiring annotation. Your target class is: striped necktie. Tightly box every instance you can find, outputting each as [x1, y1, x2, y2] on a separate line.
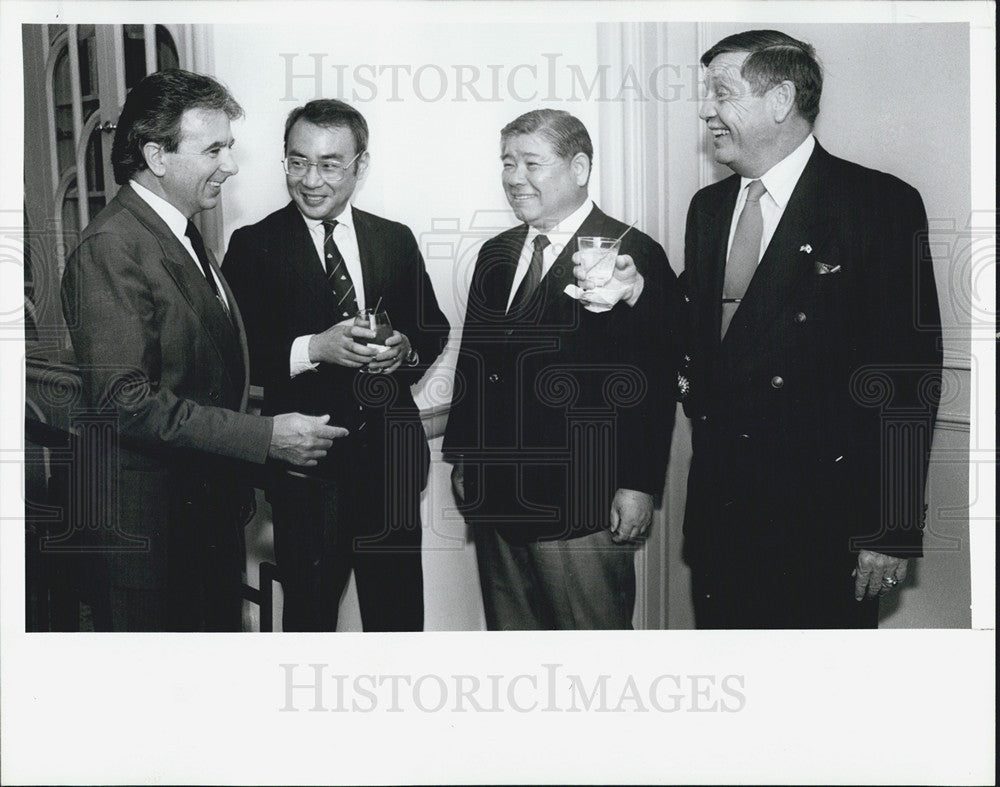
[323, 219, 358, 319]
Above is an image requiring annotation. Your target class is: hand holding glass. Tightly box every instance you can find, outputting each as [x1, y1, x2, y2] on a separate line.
[355, 308, 393, 370]
[577, 236, 621, 287]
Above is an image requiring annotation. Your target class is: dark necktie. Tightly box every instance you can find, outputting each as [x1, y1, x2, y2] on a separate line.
[511, 233, 550, 311]
[721, 179, 767, 338]
[185, 220, 231, 318]
[323, 219, 358, 319]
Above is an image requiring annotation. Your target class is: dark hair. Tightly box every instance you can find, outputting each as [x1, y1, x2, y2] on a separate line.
[283, 99, 369, 161]
[501, 109, 594, 168]
[701, 30, 823, 123]
[111, 69, 243, 185]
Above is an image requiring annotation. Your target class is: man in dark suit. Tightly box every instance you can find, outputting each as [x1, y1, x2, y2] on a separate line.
[61, 69, 345, 632]
[223, 99, 449, 632]
[681, 30, 943, 628]
[443, 109, 678, 629]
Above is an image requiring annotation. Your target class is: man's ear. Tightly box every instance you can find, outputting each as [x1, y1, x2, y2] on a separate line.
[571, 151, 591, 187]
[142, 142, 167, 177]
[354, 149, 371, 182]
[770, 80, 797, 123]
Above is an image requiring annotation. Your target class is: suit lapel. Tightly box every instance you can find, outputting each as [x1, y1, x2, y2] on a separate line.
[117, 184, 245, 396]
[214, 262, 253, 407]
[280, 203, 342, 320]
[483, 225, 527, 323]
[353, 209, 381, 308]
[720, 146, 832, 362]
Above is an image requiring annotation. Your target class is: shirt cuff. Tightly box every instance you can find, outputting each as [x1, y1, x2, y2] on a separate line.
[290, 334, 319, 377]
[626, 273, 645, 307]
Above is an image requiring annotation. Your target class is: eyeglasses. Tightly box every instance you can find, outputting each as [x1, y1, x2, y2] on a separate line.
[281, 151, 363, 183]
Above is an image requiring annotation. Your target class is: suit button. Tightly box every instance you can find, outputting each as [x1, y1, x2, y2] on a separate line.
[504, 329, 513, 337]
[209, 390, 220, 401]
[771, 376, 784, 389]
[488, 373, 501, 384]
[794, 311, 807, 324]
[739, 433, 751, 440]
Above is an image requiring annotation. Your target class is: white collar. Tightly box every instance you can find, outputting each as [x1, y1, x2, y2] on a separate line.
[526, 198, 595, 251]
[301, 203, 355, 234]
[130, 179, 190, 240]
[743, 134, 815, 210]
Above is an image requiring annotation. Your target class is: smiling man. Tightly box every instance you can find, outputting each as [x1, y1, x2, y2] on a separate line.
[444, 109, 678, 629]
[223, 99, 449, 632]
[61, 70, 345, 631]
[681, 31, 943, 628]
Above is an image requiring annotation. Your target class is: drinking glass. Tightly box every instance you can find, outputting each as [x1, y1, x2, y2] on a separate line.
[356, 307, 393, 371]
[577, 236, 621, 287]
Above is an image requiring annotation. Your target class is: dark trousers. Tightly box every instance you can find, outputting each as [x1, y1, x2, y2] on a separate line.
[105, 504, 244, 632]
[269, 459, 424, 633]
[474, 525, 636, 630]
[689, 554, 879, 630]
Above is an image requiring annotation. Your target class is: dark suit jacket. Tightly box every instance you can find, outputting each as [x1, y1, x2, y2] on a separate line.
[60, 183, 272, 591]
[443, 204, 679, 543]
[681, 142, 943, 569]
[222, 202, 449, 486]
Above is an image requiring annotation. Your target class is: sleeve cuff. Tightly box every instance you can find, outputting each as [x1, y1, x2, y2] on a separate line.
[290, 334, 319, 377]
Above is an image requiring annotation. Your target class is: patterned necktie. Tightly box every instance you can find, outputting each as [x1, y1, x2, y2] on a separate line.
[721, 179, 767, 338]
[323, 219, 358, 319]
[185, 220, 231, 319]
[511, 233, 550, 311]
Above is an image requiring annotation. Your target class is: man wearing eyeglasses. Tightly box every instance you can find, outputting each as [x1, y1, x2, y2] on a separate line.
[60, 70, 346, 631]
[224, 99, 449, 632]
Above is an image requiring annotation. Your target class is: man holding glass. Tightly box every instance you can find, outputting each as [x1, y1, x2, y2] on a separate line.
[224, 99, 449, 632]
[444, 109, 678, 629]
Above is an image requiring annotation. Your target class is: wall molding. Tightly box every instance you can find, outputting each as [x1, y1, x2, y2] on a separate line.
[942, 350, 972, 371]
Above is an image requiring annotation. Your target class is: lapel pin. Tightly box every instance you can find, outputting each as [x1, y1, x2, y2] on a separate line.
[800, 244, 812, 254]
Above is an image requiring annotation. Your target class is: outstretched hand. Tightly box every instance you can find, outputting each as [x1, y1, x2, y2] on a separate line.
[268, 413, 348, 466]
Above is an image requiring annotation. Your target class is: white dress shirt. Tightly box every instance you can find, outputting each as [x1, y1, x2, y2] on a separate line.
[726, 134, 816, 262]
[506, 198, 595, 312]
[290, 204, 365, 377]
[130, 179, 231, 311]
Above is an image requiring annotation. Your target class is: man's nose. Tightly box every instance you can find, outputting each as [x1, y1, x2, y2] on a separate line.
[505, 163, 527, 184]
[698, 98, 716, 121]
[302, 162, 324, 187]
[219, 146, 239, 175]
